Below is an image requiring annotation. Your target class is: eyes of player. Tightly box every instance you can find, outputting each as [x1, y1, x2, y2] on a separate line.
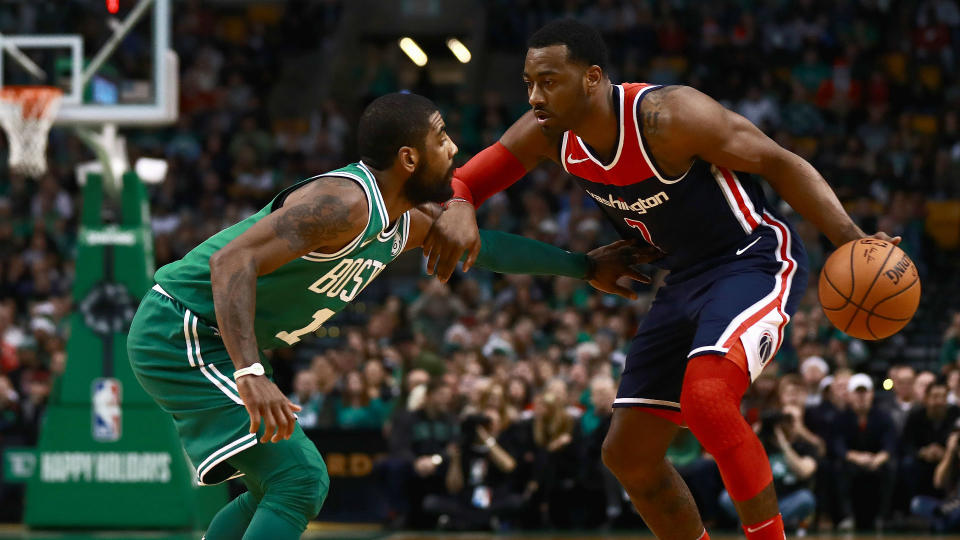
[523, 79, 555, 92]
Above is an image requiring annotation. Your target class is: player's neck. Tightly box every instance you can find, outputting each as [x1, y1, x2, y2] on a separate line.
[370, 169, 415, 223]
[572, 81, 618, 161]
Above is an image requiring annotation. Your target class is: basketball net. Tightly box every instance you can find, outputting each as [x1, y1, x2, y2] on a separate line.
[0, 85, 63, 177]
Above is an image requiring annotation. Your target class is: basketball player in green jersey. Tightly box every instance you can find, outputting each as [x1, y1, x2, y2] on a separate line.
[127, 92, 656, 540]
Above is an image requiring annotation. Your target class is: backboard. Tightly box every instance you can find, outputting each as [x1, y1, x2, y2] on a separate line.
[0, 0, 176, 126]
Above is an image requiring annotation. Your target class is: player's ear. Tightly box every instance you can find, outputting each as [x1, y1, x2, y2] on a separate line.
[585, 65, 603, 93]
[397, 146, 419, 174]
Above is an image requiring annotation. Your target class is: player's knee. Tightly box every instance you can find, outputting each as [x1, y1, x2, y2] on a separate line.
[297, 459, 330, 518]
[680, 362, 748, 454]
[265, 457, 329, 524]
[600, 435, 625, 473]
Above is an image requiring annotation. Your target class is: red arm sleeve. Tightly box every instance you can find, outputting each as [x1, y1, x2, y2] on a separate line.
[451, 142, 528, 207]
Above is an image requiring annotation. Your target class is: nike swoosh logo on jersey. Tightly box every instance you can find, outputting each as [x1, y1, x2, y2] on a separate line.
[736, 237, 761, 255]
[566, 154, 590, 164]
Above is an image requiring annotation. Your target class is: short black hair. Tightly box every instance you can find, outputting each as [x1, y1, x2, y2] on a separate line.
[527, 19, 608, 70]
[927, 376, 949, 397]
[358, 92, 438, 170]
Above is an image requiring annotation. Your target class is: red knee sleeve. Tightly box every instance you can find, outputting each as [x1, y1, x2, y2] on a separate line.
[681, 353, 772, 501]
[451, 142, 527, 206]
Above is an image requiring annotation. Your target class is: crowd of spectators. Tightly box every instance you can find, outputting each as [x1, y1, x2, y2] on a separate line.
[1, 0, 960, 533]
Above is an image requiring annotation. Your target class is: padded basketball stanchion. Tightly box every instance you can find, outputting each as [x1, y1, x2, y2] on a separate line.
[23, 171, 227, 529]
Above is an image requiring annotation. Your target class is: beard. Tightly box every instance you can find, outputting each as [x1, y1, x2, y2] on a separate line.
[403, 157, 455, 205]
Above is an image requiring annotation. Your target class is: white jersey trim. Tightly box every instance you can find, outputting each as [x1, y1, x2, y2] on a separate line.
[399, 211, 411, 253]
[377, 209, 406, 242]
[688, 345, 729, 358]
[196, 433, 257, 485]
[183, 311, 244, 406]
[613, 397, 681, 410]
[711, 165, 761, 235]
[633, 85, 692, 184]
[357, 161, 390, 230]
[574, 85, 626, 171]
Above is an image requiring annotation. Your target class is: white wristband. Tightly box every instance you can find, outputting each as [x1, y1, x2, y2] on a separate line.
[233, 362, 265, 380]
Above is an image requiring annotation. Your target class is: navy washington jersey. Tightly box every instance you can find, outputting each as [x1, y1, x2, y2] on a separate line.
[561, 83, 799, 272]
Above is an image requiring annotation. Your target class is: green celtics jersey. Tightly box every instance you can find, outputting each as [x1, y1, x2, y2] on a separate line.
[154, 162, 410, 349]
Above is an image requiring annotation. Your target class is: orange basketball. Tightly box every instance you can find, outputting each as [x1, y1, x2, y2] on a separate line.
[818, 239, 921, 340]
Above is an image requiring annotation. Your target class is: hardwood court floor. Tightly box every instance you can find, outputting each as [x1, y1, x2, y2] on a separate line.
[303, 525, 960, 540]
[0, 524, 955, 540]
[373, 535, 960, 540]
[4, 522, 944, 539]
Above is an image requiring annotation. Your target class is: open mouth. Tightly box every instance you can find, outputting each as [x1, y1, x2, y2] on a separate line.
[534, 110, 551, 124]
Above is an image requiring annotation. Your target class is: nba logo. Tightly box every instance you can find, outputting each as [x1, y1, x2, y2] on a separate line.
[92, 378, 122, 442]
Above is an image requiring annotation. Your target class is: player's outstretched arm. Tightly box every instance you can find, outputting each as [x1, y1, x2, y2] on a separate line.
[651, 86, 899, 248]
[209, 177, 367, 443]
[409, 206, 659, 299]
[423, 110, 560, 282]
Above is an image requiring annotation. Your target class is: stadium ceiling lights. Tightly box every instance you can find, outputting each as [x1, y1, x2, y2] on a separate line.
[446, 38, 471, 63]
[399, 37, 427, 67]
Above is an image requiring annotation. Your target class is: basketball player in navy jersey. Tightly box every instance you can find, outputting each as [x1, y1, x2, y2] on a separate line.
[423, 19, 899, 540]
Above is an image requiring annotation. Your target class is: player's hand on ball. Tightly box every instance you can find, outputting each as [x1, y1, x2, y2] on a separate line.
[237, 375, 302, 443]
[423, 202, 481, 282]
[586, 239, 663, 300]
[864, 231, 901, 245]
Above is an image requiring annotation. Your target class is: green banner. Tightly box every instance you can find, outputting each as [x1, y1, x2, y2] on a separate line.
[4, 448, 37, 483]
[25, 173, 226, 529]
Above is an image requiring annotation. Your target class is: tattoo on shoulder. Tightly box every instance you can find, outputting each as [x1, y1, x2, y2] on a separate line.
[273, 177, 362, 251]
[642, 85, 682, 138]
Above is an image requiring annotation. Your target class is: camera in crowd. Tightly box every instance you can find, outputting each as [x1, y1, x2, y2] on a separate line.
[758, 409, 792, 444]
[460, 413, 493, 446]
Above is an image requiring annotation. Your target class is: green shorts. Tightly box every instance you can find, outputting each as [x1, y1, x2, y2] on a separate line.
[128, 284, 275, 486]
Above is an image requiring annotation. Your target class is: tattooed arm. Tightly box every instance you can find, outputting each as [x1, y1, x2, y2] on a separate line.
[641, 85, 898, 247]
[209, 177, 368, 443]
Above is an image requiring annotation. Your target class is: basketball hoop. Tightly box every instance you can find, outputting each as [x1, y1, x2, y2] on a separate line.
[0, 86, 63, 177]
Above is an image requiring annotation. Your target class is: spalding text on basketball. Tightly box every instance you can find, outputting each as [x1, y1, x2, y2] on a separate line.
[884, 256, 914, 285]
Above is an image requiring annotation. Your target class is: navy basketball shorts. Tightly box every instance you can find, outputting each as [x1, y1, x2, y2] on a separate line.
[614, 221, 808, 421]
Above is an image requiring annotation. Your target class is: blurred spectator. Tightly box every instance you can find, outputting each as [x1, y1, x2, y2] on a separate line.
[306, 354, 338, 428]
[334, 371, 389, 429]
[948, 367, 960, 405]
[834, 373, 897, 531]
[799, 356, 829, 407]
[736, 85, 780, 133]
[918, 371, 939, 406]
[0, 307, 18, 375]
[577, 375, 625, 527]
[779, 374, 826, 457]
[424, 407, 522, 530]
[288, 370, 323, 429]
[912, 417, 960, 532]
[364, 359, 398, 403]
[384, 378, 458, 528]
[942, 313, 960, 371]
[0, 375, 20, 444]
[880, 364, 918, 434]
[900, 378, 959, 506]
[530, 384, 581, 527]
